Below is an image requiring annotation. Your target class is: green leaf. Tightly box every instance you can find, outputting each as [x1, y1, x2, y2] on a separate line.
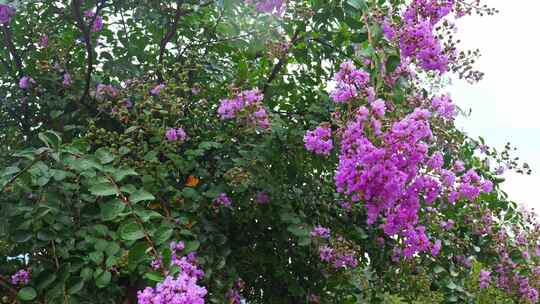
[128, 242, 149, 268]
[18, 287, 37, 301]
[95, 148, 115, 164]
[129, 189, 155, 203]
[100, 199, 126, 221]
[119, 221, 145, 241]
[68, 279, 85, 294]
[13, 230, 32, 242]
[153, 226, 174, 245]
[144, 271, 164, 282]
[95, 271, 111, 288]
[89, 182, 118, 196]
[184, 240, 200, 253]
[81, 268, 93, 281]
[347, 0, 366, 9]
[89, 251, 104, 264]
[112, 168, 138, 182]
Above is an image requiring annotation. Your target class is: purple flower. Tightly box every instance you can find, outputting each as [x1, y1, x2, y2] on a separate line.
[85, 10, 103, 32]
[476, 269, 491, 289]
[382, 19, 396, 40]
[246, 0, 286, 16]
[165, 127, 188, 142]
[330, 61, 370, 103]
[255, 191, 270, 204]
[0, 4, 14, 25]
[311, 225, 331, 239]
[214, 193, 232, 208]
[495, 165, 506, 175]
[11, 269, 29, 285]
[432, 95, 456, 119]
[440, 219, 454, 230]
[63, 73, 72, 87]
[431, 239, 442, 256]
[151, 83, 166, 95]
[453, 160, 465, 172]
[370, 99, 386, 117]
[39, 35, 49, 48]
[96, 84, 118, 99]
[308, 293, 320, 303]
[304, 125, 333, 155]
[318, 246, 334, 262]
[19, 76, 36, 89]
[481, 180, 493, 193]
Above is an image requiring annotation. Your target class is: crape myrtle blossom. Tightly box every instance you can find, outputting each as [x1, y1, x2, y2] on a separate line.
[396, 0, 455, 73]
[138, 241, 207, 304]
[39, 35, 49, 48]
[315, 60, 494, 259]
[96, 84, 118, 99]
[245, 0, 286, 16]
[63, 73, 72, 87]
[304, 124, 333, 155]
[330, 60, 370, 103]
[0, 4, 15, 24]
[311, 225, 331, 239]
[84, 10, 103, 32]
[165, 127, 188, 142]
[19, 76, 36, 89]
[479, 270, 491, 289]
[11, 269, 30, 285]
[151, 83, 166, 95]
[218, 88, 270, 129]
[214, 192, 232, 208]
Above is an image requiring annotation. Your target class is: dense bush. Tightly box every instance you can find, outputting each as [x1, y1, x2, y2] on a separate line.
[0, 0, 536, 303]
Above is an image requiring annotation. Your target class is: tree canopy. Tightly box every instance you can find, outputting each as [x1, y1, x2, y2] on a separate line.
[0, 0, 537, 303]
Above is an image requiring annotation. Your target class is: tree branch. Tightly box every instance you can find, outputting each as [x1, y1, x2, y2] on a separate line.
[157, 0, 185, 83]
[262, 28, 302, 95]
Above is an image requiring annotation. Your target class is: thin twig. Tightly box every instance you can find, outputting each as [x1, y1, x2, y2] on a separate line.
[262, 28, 302, 95]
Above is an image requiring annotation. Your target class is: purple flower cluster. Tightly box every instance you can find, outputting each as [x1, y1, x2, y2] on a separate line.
[0, 4, 14, 25]
[138, 242, 206, 304]
[11, 269, 30, 285]
[431, 95, 456, 119]
[63, 73, 72, 87]
[312, 61, 495, 258]
[218, 89, 270, 129]
[214, 192, 232, 208]
[318, 246, 358, 269]
[151, 83, 166, 95]
[96, 84, 118, 99]
[311, 225, 330, 239]
[330, 61, 370, 103]
[39, 35, 49, 48]
[479, 270, 491, 289]
[19, 76, 36, 90]
[304, 125, 333, 155]
[255, 191, 270, 204]
[165, 128, 188, 142]
[84, 10, 104, 33]
[245, 0, 286, 16]
[396, 0, 455, 73]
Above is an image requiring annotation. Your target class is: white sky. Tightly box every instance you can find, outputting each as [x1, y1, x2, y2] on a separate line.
[449, 1, 540, 210]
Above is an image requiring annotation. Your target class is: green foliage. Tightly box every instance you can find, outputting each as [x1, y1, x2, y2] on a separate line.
[0, 0, 530, 303]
